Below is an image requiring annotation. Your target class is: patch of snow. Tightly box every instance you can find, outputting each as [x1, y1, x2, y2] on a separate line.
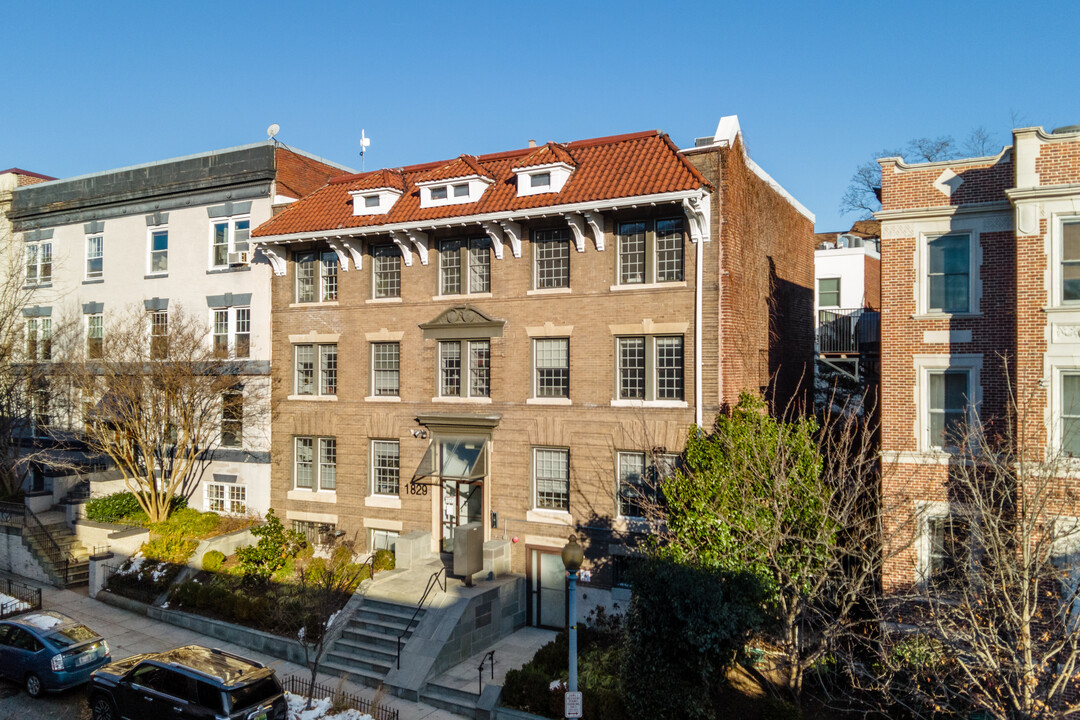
[22, 613, 62, 630]
[549, 679, 566, 691]
[285, 692, 374, 720]
[0, 592, 30, 613]
[325, 610, 341, 630]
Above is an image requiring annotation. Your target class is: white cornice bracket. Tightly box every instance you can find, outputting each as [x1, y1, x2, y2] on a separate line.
[326, 239, 351, 271]
[584, 211, 605, 251]
[683, 193, 711, 243]
[564, 213, 587, 253]
[391, 232, 414, 267]
[499, 220, 522, 258]
[341, 239, 363, 270]
[482, 222, 505, 259]
[405, 230, 429, 266]
[257, 244, 287, 276]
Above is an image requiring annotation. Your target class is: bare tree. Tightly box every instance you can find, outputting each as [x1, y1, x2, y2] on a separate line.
[51, 305, 262, 522]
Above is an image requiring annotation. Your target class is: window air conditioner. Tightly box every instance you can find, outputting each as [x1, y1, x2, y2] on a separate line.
[227, 251, 249, 266]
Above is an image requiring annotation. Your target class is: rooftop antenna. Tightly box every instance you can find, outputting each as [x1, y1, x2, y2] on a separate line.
[267, 123, 280, 142]
[360, 129, 371, 171]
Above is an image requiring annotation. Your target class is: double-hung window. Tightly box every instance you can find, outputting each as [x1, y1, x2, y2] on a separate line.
[533, 447, 569, 511]
[617, 452, 678, 518]
[25, 241, 52, 286]
[296, 251, 339, 302]
[294, 437, 337, 491]
[206, 483, 246, 514]
[87, 314, 103, 359]
[617, 336, 684, 401]
[534, 338, 569, 398]
[26, 318, 51, 361]
[927, 370, 967, 450]
[533, 228, 570, 289]
[86, 235, 103, 279]
[220, 390, 243, 448]
[372, 440, 399, 495]
[439, 340, 490, 398]
[616, 218, 684, 285]
[927, 234, 969, 313]
[818, 278, 841, 308]
[372, 342, 400, 397]
[295, 344, 337, 396]
[149, 231, 168, 274]
[1062, 373, 1080, 456]
[1063, 221, 1080, 303]
[927, 514, 970, 590]
[212, 307, 251, 358]
[373, 245, 401, 298]
[149, 311, 168, 360]
[211, 218, 250, 268]
[439, 238, 491, 295]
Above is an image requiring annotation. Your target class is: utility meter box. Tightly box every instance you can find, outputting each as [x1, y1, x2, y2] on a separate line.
[453, 521, 484, 585]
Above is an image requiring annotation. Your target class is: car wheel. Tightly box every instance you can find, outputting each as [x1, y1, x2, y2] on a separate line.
[24, 672, 42, 698]
[90, 694, 117, 720]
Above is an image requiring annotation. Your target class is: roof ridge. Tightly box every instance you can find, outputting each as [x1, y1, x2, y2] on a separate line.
[566, 129, 659, 149]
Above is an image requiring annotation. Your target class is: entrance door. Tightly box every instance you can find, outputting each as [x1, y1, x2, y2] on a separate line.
[528, 548, 567, 629]
[440, 480, 481, 553]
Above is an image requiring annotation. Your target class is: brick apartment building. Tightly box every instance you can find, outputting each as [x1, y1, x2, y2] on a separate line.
[251, 116, 814, 626]
[878, 123, 1080, 590]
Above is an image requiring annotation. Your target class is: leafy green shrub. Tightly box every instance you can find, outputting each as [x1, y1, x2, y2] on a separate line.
[502, 666, 557, 716]
[202, 550, 226, 572]
[236, 509, 306, 584]
[86, 491, 186, 524]
[107, 557, 183, 604]
[142, 536, 198, 564]
[150, 507, 220, 539]
[373, 548, 395, 571]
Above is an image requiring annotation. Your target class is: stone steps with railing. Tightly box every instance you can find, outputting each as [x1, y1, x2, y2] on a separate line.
[323, 598, 428, 688]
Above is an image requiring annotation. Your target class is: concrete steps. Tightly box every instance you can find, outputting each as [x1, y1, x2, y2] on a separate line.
[419, 681, 480, 718]
[323, 598, 428, 689]
[22, 515, 91, 588]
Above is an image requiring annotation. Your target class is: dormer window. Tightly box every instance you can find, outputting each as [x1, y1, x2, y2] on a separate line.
[364, 195, 379, 208]
[350, 188, 403, 216]
[418, 175, 493, 208]
[531, 172, 551, 188]
[431, 186, 448, 200]
[513, 162, 574, 197]
[453, 183, 469, 197]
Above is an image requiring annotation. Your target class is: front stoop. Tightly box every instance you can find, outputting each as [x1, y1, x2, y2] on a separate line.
[321, 598, 427, 689]
[419, 681, 481, 718]
[23, 513, 90, 587]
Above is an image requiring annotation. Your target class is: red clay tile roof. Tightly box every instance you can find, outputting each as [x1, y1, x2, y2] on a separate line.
[348, 168, 407, 193]
[416, 155, 495, 184]
[513, 142, 577, 170]
[253, 130, 711, 238]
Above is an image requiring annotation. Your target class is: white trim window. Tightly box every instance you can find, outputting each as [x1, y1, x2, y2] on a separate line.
[372, 342, 400, 397]
[916, 502, 971, 590]
[372, 440, 400, 496]
[25, 318, 51, 361]
[918, 231, 977, 315]
[148, 229, 168, 274]
[533, 447, 569, 511]
[439, 237, 491, 295]
[617, 452, 679, 519]
[616, 218, 684, 285]
[373, 244, 402, 298]
[86, 235, 104, 279]
[1060, 371, 1080, 457]
[206, 482, 247, 514]
[1061, 219, 1080, 304]
[617, 336, 684, 401]
[295, 343, 337, 396]
[296, 250, 339, 302]
[533, 228, 570, 289]
[220, 390, 243, 448]
[370, 529, 399, 553]
[210, 218, 251, 268]
[817, 277, 841, 308]
[86, 314, 103, 359]
[914, 354, 982, 452]
[212, 307, 251, 359]
[25, 241, 52, 286]
[295, 436, 337, 491]
[149, 310, 169, 360]
[534, 338, 569, 398]
[439, 340, 490, 398]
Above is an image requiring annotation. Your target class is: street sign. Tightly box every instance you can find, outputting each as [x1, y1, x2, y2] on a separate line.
[564, 691, 582, 718]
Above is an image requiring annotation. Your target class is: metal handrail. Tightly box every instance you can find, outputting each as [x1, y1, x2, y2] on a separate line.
[816, 308, 880, 354]
[396, 566, 446, 669]
[478, 650, 495, 696]
[24, 506, 78, 584]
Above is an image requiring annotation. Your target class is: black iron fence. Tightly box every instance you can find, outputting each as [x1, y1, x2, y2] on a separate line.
[0, 577, 42, 618]
[280, 675, 398, 720]
[816, 308, 880, 354]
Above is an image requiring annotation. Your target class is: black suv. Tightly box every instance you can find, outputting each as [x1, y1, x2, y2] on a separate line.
[86, 645, 286, 720]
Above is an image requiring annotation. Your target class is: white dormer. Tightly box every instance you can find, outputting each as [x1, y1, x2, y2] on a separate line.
[350, 188, 402, 216]
[416, 175, 492, 208]
[513, 162, 574, 197]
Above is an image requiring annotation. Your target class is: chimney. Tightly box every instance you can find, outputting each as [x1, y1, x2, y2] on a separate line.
[528, 139, 537, 148]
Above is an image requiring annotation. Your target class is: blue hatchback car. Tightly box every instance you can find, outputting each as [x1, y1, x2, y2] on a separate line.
[0, 610, 111, 697]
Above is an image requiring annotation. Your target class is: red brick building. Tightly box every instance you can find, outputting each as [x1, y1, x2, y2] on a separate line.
[250, 116, 814, 625]
[878, 124, 1080, 590]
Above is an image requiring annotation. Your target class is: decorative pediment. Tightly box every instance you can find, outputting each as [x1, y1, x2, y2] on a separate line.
[419, 305, 505, 340]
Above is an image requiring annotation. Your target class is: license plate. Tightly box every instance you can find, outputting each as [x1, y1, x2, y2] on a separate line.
[76, 653, 92, 666]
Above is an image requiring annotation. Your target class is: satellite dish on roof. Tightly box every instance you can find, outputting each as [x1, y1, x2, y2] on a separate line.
[267, 124, 280, 140]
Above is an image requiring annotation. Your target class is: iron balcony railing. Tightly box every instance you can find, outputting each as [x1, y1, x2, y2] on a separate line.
[816, 308, 880, 354]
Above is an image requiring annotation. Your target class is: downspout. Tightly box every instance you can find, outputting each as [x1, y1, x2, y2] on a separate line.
[695, 216, 704, 428]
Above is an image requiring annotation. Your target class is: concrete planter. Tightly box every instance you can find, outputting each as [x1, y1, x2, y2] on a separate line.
[496, 707, 549, 720]
[147, 605, 308, 666]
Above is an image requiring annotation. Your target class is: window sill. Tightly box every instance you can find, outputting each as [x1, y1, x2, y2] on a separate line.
[207, 266, 251, 275]
[144, 274, 167, 280]
[365, 395, 401, 402]
[610, 399, 688, 409]
[289, 301, 339, 308]
[1044, 305, 1080, 314]
[436, 292, 493, 301]
[527, 509, 574, 526]
[366, 495, 402, 509]
[609, 281, 687, 292]
[287, 489, 337, 503]
[24, 283, 52, 289]
[527, 287, 571, 296]
[367, 297, 402, 304]
[82, 278, 104, 285]
[882, 450, 961, 465]
[286, 394, 338, 402]
[432, 396, 492, 404]
[526, 397, 571, 405]
[910, 312, 983, 320]
[613, 516, 664, 533]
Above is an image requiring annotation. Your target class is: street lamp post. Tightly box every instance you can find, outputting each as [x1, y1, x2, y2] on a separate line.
[561, 534, 584, 714]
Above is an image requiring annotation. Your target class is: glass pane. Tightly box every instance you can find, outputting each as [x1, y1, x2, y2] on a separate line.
[296, 253, 315, 302]
[234, 221, 250, 251]
[470, 340, 490, 397]
[656, 218, 684, 282]
[1064, 223, 1080, 261]
[619, 337, 645, 399]
[943, 372, 967, 409]
[928, 235, 966, 273]
[469, 238, 490, 293]
[656, 337, 684, 400]
[320, 345, 337, 395]
[534, 448, 569, 510]
[441, 240, 463, 295]
[441, 341, 461, 396]
[619, 222, 645, 284]
[295, 345, 314, 394]
[1064, 417, 1080, 456]
[539, 553, 566, 628]
[295, 438, 313, 488]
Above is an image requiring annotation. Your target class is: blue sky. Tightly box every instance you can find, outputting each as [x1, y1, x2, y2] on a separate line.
[4, 0, 1078, 230]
